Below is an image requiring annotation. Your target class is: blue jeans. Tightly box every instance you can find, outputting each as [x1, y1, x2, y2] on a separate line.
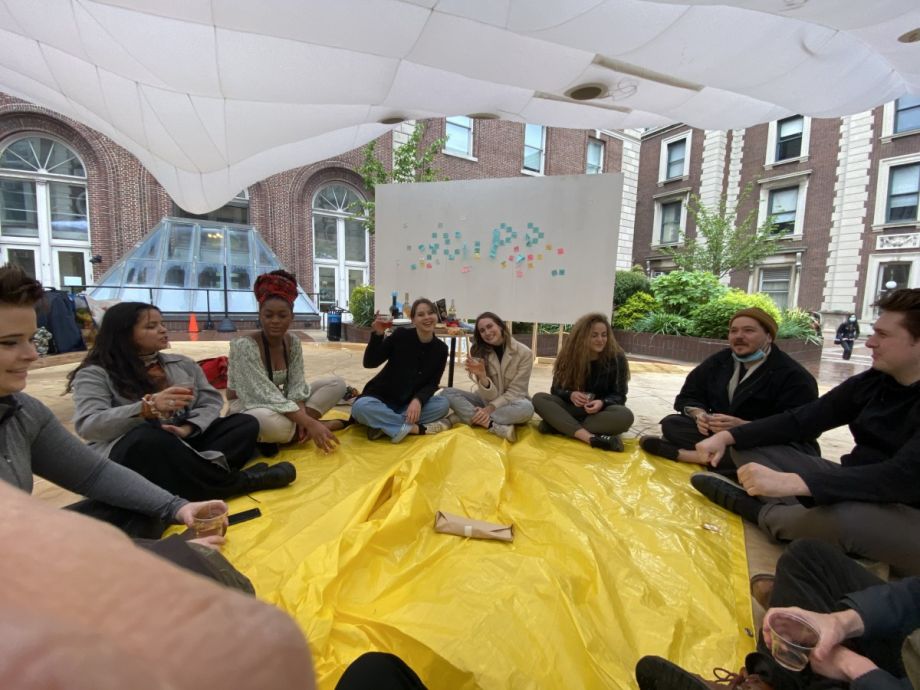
[351, 395, 450, 443]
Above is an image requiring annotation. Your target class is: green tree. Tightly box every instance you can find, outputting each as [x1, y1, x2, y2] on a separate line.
[351, 122, 447, 234]
[660, 184, 782, 278]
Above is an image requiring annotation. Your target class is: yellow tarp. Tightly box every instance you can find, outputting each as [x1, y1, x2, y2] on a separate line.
[202, 423, 755, 689]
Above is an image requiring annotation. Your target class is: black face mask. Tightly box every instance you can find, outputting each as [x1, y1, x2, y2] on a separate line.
[0, 396, 22, 425]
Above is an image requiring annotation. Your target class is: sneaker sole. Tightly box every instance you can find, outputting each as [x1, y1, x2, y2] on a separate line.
[690, 473, 747, 512]
[635, 656, 710, 690]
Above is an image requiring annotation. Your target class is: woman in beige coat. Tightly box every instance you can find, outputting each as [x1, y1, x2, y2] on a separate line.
[441, 311, 534, 442]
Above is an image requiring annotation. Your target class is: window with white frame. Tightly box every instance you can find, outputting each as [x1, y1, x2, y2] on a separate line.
[311, 183, 369, 312]
[658, 131, 691, 181]
[758, 172, 809, 237]
[895, 97, 920, 135]
[767, 186, 798, 235]
[0, 134, 92, 289]
[759, 265, 793, 309]
[522, 124, 546, 174]
[586, 138, 604, 174]
[653, 196, 686, 246]
[444, 116, 474, 157]
[886, 163, 920, 223]
[766, 115, 810, 166]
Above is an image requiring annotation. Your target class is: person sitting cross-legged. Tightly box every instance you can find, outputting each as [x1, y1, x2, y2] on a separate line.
[640, 307, 818, 467]
[441, 311, 534, 443]
[532, 312, 633, 452]
[351, 298, 451, 443]
[635, 538, 920, 690]
[692, 289, 920, 576]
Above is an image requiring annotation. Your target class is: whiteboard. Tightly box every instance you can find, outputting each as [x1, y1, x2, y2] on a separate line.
[375, 173, 622, 324]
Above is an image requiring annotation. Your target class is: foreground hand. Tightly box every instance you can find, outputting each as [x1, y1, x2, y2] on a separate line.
[161, 423, 194, 439]
[371, 315, 390, 335]
[584, 399, 604, 415]
[303, 420, 339, 453]
[471, 405, 494, 427]
[570, 391, 590, 407]
[465, 359, 487, 379]
[153, 386, 195, 413]
[405, 398, 422, 424]
[707, 413, 747, 431]
[695, 430, 732, 466]
[738, 464, 809, 497]
[810, 646, 877, 681]
[764, 607, 863, 669]
[174, 500, 229, 529]
[188, 534, 227, 550]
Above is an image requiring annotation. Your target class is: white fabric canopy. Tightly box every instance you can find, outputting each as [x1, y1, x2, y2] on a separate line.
[1, 0, 917, 212]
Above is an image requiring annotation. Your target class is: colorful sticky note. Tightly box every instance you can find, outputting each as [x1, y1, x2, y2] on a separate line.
[418, 243, 425, 251]
[528, 262, 534, 269]
[501, 261, 507, 268]
[527, 222, 533, 228]
[551, 269, 558, 277]
[546, 243, 553, 250]
[559, 268, 566, 276]
[527, 254, 534, 261]
[557, 247, 565, 255]
[432, 232, 437, 238]
[406, 244, 411, 251]
[437, 222, 444, 228]
[516, 270, 524, 278]
[516, 254, 525, 263]
[537, 253, 543, 260]
[513, 245, 520, 252]
[455, 231, 461, 238]
[426, 263, 432, 269]
[461, 265, 471, 273]
[411, 264, 417, 270]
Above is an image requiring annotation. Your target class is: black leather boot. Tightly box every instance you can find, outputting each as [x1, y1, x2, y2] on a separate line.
[241, 461, 296, 493]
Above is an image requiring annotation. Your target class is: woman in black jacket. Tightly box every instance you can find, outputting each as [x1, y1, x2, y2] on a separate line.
[532, 312, 633, 452]
[836, 314, 860, 360]
[351, 298, 451, 442]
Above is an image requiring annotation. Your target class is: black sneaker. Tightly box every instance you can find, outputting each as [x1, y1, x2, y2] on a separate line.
[590, 434, 624, 452]
[241, 461, 296, 493]
[636, 656, 772, 690]
[256, 442, 279, 458]
[690, 473, 763, 524]
[639, 435, 680, 461]
[366, 427, 386, 441]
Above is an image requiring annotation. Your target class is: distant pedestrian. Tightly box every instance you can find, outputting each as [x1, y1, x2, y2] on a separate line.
[835, 314, 860, 360]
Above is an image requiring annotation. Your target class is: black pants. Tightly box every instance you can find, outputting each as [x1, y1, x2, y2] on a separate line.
[335, 653, 427, 689]
[109, 415, 259, 500]
[749, 539, 903, 690]
[661, 414, 710, 450]
[841, 339, 854, 360]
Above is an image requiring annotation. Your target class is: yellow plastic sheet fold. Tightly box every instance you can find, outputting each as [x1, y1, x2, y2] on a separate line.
[205, 424, 755, 689]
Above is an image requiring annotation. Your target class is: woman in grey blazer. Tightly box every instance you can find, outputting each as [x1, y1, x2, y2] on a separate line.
[67, 302, 295, 500]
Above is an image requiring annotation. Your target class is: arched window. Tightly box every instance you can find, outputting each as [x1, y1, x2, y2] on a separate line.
[311, 183, 368, 311]
[0, 135, 91, 288]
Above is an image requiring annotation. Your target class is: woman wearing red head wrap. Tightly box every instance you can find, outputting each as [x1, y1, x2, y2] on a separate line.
[227, 270, 346, 453]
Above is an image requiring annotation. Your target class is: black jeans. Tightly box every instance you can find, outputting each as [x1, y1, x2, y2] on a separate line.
[109, 414, 259, 500]
[749, 539, 904, 690]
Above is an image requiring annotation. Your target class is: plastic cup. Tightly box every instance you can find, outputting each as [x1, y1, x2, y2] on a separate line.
[466, 355, 483, 367]
[766, 612, 820, 671]
[585, 393, 596, 402]
[192, 503, 228, 538]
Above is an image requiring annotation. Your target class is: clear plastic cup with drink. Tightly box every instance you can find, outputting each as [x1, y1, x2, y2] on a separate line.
[192, 503, 229, 538]
[765, 611, 820, 671]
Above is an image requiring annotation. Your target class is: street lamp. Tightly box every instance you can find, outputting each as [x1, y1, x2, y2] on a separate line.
[885, 280, 898, 290]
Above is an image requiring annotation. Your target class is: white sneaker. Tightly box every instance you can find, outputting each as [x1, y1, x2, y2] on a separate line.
[489, 423, 516, 442]
[425, 418, 452, 435]
[446, 412, 461, 427]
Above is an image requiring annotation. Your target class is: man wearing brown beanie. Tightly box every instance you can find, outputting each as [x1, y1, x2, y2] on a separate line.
[641, 307, 819, 468]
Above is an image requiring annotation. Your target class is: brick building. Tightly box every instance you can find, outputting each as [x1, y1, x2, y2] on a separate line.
[633, 98, 920, 326]
[0, 92, 639, 312]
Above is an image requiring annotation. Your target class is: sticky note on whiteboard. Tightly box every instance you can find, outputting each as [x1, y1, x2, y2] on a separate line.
[557, 248, 565, 255]
[516, 270, 523, 278]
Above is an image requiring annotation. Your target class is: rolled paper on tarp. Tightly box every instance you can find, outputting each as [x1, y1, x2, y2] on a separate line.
[434, 511, 513, 542]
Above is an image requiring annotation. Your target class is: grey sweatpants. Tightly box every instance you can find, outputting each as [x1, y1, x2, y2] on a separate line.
[731, 445, 920, 576]
[440, 387, 534, 426]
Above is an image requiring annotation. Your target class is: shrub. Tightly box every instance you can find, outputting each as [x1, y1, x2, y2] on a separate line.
[778, 308, 822, 344]
[689, 290, 781, 339]
[650, 271, 727, 318]
[613, 268, 651, 307]
[348, 284, 375, 327]
[613, 291, 659, 330]
[632, 311, 694, 336]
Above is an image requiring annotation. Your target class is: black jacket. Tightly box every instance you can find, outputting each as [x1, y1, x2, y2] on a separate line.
[674, 345, 818, 424]
[550, 353, 630, 408]
[360, 327, 448, 407]
[837, 321, 860, 341]
[731, 369, 920, 506]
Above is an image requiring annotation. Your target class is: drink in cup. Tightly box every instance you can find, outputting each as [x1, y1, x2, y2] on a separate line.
[466, 355, 483, 367]
[192, 503, 228, 539]
[765, 612, 820, 671]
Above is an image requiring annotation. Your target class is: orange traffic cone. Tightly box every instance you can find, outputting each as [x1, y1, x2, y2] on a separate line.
[188, 313, 200, 341]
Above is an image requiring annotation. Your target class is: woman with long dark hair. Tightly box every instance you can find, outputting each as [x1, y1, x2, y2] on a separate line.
[67, 302, 295, 499]
[0, 264, 225, 533]
[440, 311, 533, 442]
[351, 298, 451, 442]
[835, 314, 860, 360]
[227, 270, 345, 453]
[532, 312, 633, 452]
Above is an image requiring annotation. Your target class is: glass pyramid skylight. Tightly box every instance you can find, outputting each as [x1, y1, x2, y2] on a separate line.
[90, 217, 318, 315]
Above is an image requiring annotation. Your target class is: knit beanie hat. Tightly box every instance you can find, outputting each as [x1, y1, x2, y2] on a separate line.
[730, 307, 777, 340]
